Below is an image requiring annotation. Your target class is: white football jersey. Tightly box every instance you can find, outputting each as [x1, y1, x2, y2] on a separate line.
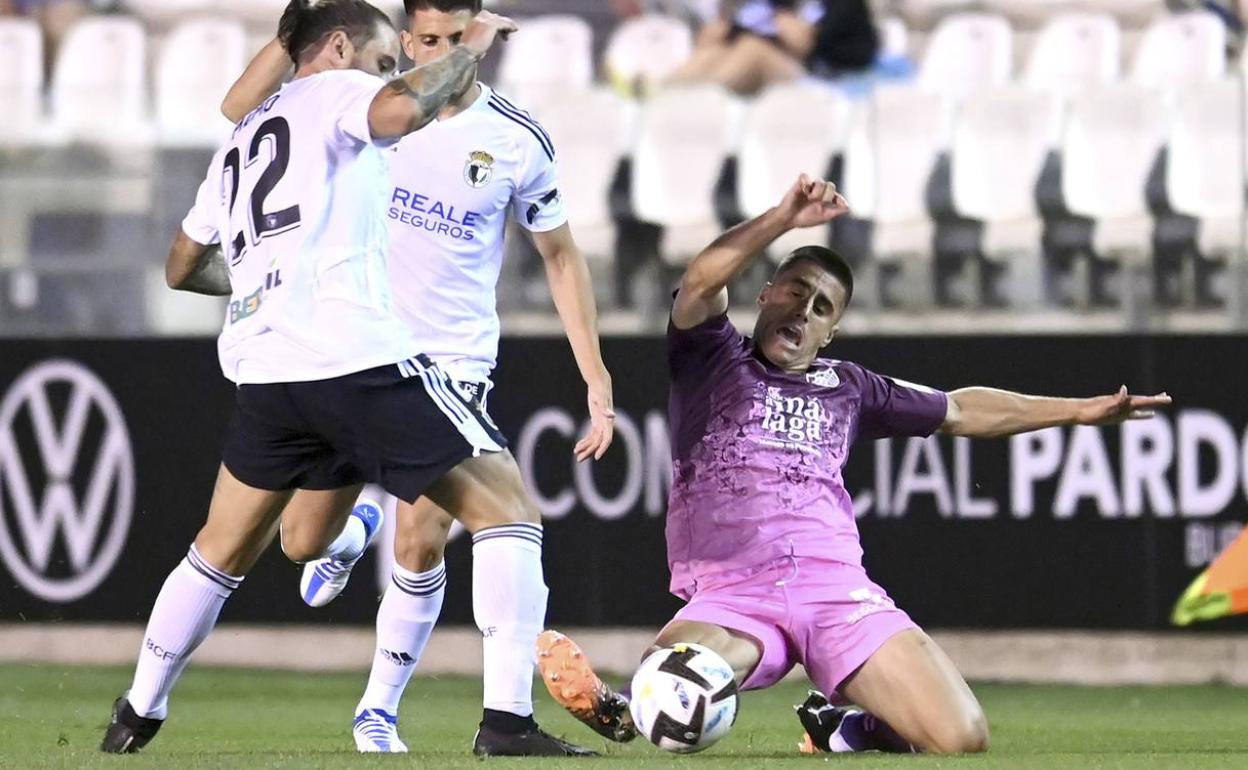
[182, 69, 416, 385]
[384, 84, 567, 383]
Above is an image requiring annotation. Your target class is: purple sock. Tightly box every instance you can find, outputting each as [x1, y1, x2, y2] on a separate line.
[836, 711, 916, 753]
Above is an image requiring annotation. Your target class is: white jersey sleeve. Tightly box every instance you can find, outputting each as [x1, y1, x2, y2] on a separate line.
[181, 151, 225, 246]
[329, 69, 393, 148]
[510, 132, 567, 233]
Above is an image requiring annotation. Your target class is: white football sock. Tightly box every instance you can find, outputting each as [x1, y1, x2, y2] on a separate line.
[323, 514, 367, 562]
[472, 523, 547, 718]
[356, 561, 447, 715]
[127, 545, 242, 719]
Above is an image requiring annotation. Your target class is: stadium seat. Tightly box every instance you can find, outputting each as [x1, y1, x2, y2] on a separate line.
[50, 16, 152, 146]
[1166, 78, 1245, 264]
[1130, 10, 1226, 91]
[841, 84, 945, 306]
[214, 0, 288, 27]
[917, 13, 1012, 103]
[121, 0, 212, 27]
[0, 19, 44, 147]
[1061, 84, 1168, 315]
[156, 19, 248, 148]
[1024, 12, 1120, 97]
[533, 88, 631, 264]
[604, 13, 693, 97]
[214, 0, 405, 28]
[950, 86, 1057, 306]
[736, 82, 852, 259]
[631, 84, 741, 264]
[497, 16, 593, 109]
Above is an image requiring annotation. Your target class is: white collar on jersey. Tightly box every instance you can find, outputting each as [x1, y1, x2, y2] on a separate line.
[434, 81, 490, 124]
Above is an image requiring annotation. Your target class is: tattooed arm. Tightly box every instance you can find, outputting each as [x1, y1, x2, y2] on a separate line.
[166, 231, 231, 296]
[367, 11, 517, 140]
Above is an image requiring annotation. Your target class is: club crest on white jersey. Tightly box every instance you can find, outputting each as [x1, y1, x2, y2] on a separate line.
[464, 150, 495, 188]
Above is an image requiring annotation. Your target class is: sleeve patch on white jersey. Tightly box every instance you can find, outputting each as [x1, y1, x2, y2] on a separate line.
[525, 188, 560, 225]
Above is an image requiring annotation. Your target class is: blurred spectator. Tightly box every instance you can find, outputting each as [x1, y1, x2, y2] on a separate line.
[0, 0, 97, 74]
[610, 0, 645, 16]
[668, 0, 878, 94]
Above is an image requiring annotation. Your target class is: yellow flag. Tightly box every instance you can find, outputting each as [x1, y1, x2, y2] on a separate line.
[1172, 527, 1248, 626]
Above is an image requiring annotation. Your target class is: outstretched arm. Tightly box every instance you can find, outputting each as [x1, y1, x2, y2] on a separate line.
[166, 230, 231, 296]
[531, 224, 615, 461]
[221, 38, 290, 123]
[368, 11, 517, 139]
[671, 174, 849, 330]
[940, 386, 1172, 439]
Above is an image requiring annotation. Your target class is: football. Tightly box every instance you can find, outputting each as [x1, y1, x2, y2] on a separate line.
[628, 643, 739, 753]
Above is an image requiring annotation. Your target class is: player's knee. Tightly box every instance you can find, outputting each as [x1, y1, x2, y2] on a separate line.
[928, 711, 990, 754]
[470, 495, 541, 529]
[394, 531, 448, 572]
[279, 526, 327, 564]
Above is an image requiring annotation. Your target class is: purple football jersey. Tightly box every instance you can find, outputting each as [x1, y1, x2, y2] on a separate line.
[666, 313, 948, 597]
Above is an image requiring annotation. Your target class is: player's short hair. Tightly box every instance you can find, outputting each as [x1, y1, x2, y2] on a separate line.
[773, 245, 855, 305]
[278, 0, 393, 65]
[404, 0, 483, 15]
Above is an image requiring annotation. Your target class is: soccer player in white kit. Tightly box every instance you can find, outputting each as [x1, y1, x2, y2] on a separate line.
[219, 0, 614, 755]
[100, 1, 591, 758]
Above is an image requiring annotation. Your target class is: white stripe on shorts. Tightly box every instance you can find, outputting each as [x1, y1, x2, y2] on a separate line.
[410, 358, 503, 456]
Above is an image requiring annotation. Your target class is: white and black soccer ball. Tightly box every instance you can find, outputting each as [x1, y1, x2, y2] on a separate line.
[628, 643, 739, 753]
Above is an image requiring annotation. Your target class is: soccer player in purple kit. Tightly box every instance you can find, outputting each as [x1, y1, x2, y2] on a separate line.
[538, 174, 1172, 755]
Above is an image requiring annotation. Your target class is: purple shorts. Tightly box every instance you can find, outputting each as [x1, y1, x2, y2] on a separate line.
[667, 556, 917, 696]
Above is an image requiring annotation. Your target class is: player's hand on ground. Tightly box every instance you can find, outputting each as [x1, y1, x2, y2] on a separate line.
[1075, 386, 1172, 426]
[462, 11, 518, 58]
[778, 174, 850, 229]
[574, 376, 615, 462]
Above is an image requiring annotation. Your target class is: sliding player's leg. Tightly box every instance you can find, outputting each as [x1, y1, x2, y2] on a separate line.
[540, 561, 796, 745]
[828, 630, 989, 754]
[792, 562, 988, 755]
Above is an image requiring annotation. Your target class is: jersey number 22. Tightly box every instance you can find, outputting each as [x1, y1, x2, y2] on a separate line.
[222, 117, 302, 265]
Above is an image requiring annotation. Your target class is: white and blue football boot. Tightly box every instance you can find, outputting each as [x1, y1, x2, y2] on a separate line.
[353, 709, 408, 753]
[300, 499, 384, 607]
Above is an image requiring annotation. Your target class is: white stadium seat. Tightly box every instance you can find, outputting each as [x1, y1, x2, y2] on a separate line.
[951, 86, 1057, 305]
[215, 0, 405, 29]
[736, 82, 852, 258]
[1062, 83, 1168, 316]
[604, 13, 693, 96]
[1024, 12, 1120, 97]
[215, 0, 287, 26]
[0, 19, 44, 146]
[842, 84, 944, 304]
[121, 0, 212, 27]
[497, 15, 593, 108]
[1131, 11, 1226, 91]
[631, 85, 741, 264]
[157, 19, 248, 147]
[1024, 12, 1121, 143]
[533, 87, 631, 263]
[918, 13, 1012, 102]
[1166, 78, 1246, 259]
[50, 17, 152, 145]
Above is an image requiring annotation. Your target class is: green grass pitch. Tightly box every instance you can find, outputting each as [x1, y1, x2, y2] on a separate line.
[2, 664, 1247, 769]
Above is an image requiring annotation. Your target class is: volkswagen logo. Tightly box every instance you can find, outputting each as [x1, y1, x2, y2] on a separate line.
[0, 360, 134, 602]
